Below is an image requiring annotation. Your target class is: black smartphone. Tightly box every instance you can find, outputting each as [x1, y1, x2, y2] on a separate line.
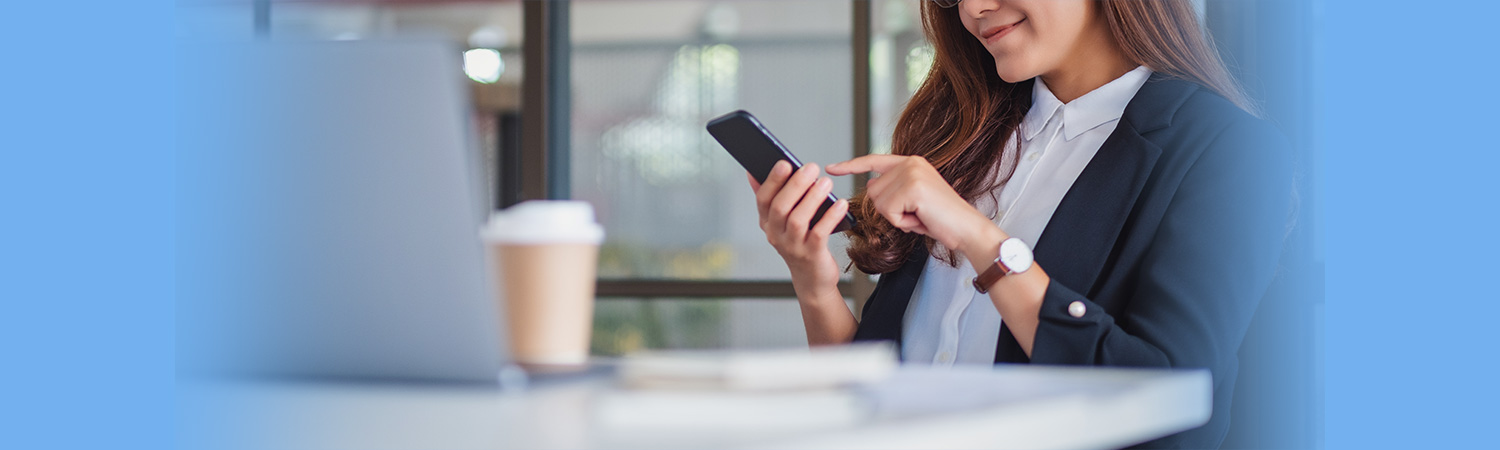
[707, 110, 856, 234]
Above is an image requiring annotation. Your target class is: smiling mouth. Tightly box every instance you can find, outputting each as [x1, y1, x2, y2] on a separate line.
[981, 18, 1025, 42]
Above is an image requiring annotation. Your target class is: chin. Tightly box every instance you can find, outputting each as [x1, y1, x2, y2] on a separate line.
[992, 61, 1037, 84]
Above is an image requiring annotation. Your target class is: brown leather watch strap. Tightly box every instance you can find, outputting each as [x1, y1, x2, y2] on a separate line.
[972, 259, 1011, 294]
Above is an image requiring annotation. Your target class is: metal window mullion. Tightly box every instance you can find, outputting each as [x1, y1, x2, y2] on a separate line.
[545, 0, 571, 199]
[521, 0, 570, 201]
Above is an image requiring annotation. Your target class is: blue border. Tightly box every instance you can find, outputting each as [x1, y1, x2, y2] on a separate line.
[1321, 0, 1500, 448]
[1, 1, 175, 449]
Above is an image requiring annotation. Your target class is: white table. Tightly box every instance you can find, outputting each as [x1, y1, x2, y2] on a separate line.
[178, 365, 1210, 450]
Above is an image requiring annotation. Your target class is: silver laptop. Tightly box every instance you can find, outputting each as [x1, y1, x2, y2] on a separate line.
[178, 38, 514, 385]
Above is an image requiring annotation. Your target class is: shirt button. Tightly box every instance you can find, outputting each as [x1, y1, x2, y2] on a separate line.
[937, 351, 953, 363]
[1026, 152, 1040, 161]
[1068, 301, 1087, 318]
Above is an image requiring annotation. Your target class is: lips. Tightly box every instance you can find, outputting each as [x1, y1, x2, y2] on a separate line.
[981, 18, 1025, 43]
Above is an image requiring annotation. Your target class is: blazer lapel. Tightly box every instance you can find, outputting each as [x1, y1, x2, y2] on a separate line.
[1031, 76, 1193, 296]
[852, 244, 928, 345]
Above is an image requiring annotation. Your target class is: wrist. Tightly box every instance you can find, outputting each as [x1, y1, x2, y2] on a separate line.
[795, 284, 846, 310]
[958, 220, 1008, 270]
[789, 270, 841, 301]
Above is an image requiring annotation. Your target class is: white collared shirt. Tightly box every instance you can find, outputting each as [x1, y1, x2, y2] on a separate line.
[901, 66, 1153, 366]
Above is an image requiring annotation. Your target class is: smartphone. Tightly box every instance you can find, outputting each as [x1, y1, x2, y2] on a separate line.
[707, 110, 857, 234]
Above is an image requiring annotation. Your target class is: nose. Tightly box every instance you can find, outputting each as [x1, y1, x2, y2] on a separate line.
[960, 0, 1000, 17]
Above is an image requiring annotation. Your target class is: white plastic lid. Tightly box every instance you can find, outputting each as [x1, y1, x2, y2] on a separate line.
[481, 200, 605, 244]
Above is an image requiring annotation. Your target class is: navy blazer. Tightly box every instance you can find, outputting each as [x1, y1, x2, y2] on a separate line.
[852, 75, 1294, 449]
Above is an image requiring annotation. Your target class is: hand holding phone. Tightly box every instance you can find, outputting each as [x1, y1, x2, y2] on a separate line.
[707, 110, 857, 234]
[709, 111, 851, 310]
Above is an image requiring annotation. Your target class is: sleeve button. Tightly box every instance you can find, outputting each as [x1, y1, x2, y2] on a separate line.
[1068, 301, 1086, 318]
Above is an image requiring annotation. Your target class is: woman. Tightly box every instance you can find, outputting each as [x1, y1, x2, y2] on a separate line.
[748, 0, 1292, 448]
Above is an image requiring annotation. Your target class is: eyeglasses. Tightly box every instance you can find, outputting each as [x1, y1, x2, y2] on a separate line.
[931, 0, 962, 8]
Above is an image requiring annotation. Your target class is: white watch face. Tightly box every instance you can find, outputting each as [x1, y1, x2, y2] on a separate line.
[998, 237, 1033, 274]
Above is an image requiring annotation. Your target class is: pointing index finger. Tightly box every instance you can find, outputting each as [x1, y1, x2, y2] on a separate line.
[826, 154, 907, 176]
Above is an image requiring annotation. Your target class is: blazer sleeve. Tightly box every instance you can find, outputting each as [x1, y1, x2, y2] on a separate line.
[1027, 119, 1295, 370]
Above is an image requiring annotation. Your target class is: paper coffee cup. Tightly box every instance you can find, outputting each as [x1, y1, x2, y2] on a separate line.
[482, 201, 605, 369]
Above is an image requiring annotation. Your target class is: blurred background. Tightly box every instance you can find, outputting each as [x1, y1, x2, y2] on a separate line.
[176, 1, 1320, 446]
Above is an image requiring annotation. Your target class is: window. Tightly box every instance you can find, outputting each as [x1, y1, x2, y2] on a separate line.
[567, 0, 865, 352]
[571, 0, 856, 282]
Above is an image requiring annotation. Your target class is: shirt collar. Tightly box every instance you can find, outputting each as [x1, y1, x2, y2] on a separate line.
[1022, 65, 1153, 142]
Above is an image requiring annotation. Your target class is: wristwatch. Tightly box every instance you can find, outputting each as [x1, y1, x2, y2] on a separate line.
[972, 237, 1033, 293]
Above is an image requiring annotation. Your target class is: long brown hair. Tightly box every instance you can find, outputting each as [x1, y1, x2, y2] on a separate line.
[845, 0, 1255, 274]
